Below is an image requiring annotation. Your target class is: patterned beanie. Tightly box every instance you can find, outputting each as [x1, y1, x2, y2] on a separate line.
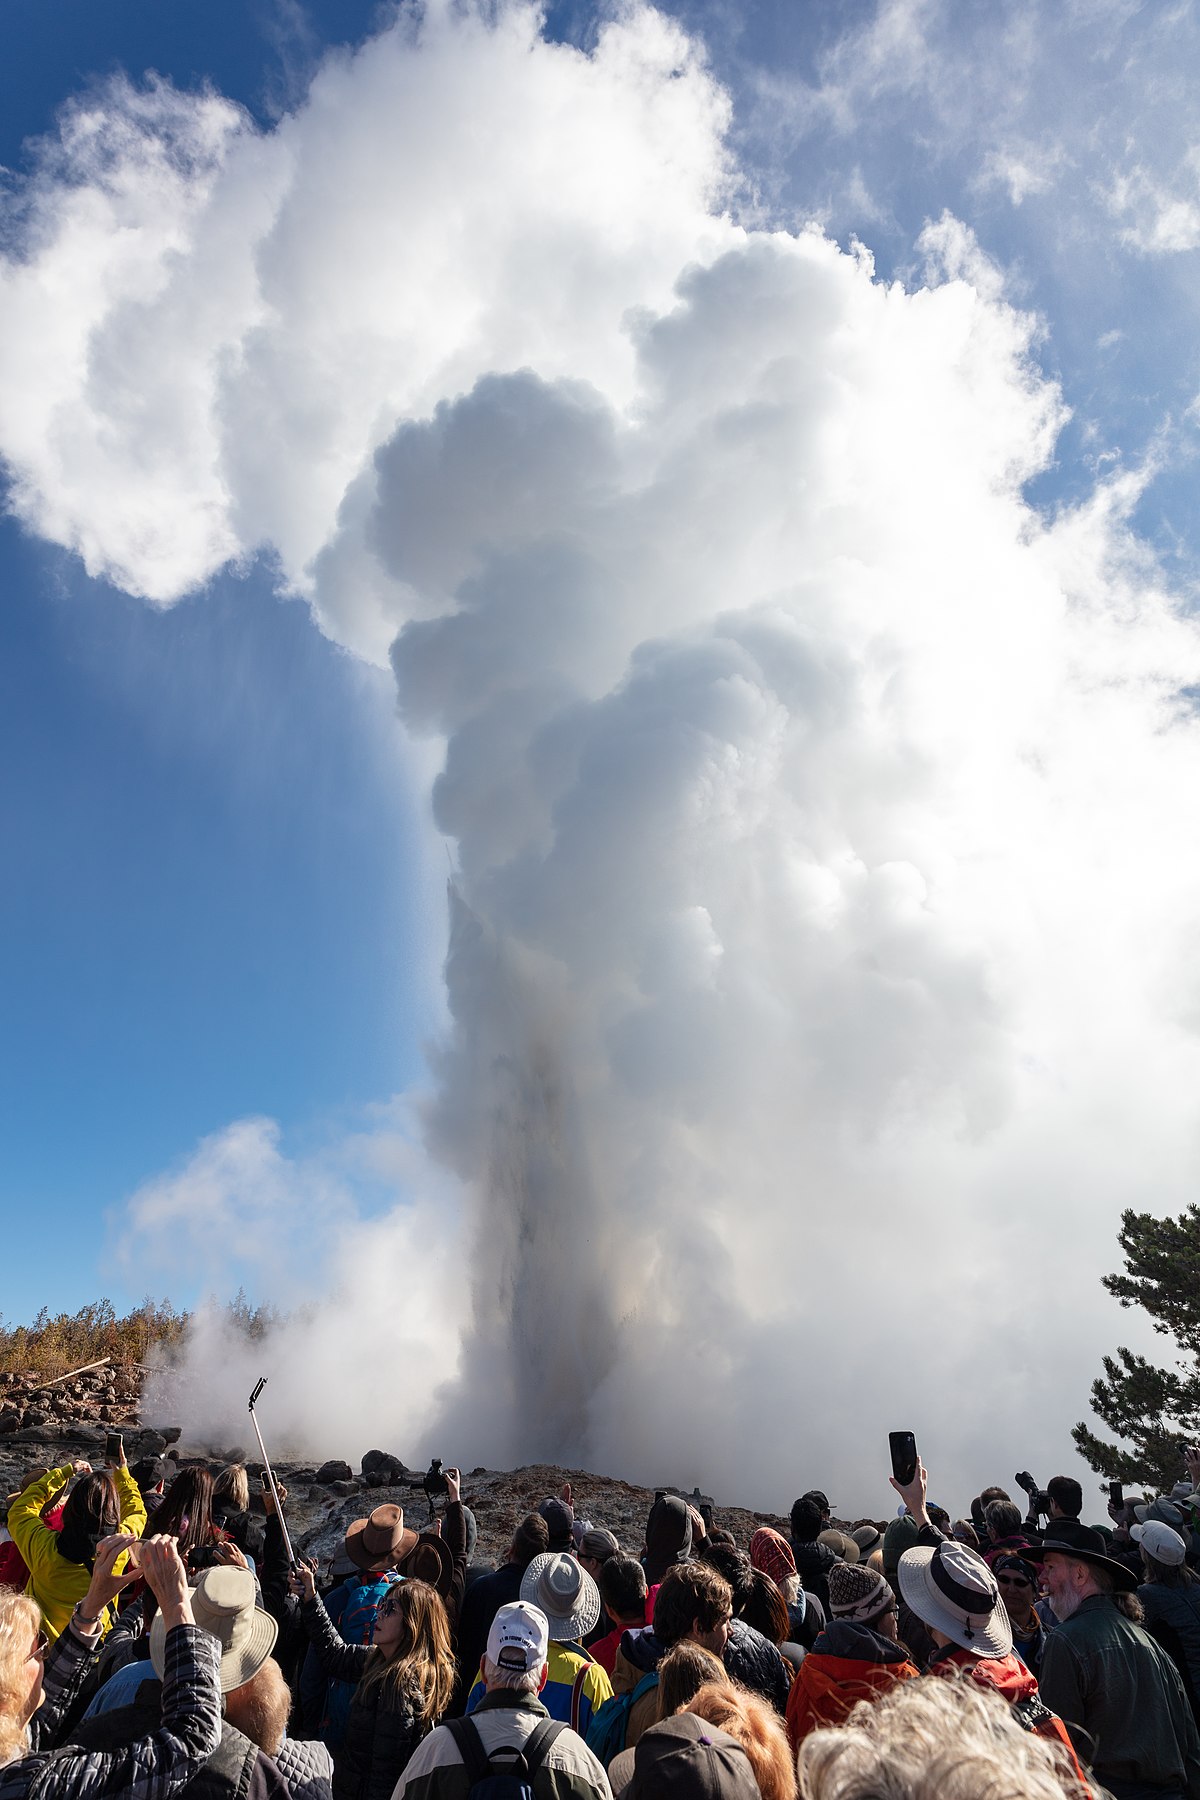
[828, 1560, 893, 1623]
[750, 1528, 796, 1586]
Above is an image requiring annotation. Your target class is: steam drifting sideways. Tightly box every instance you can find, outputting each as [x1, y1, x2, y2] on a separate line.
[7, 1, 1200, 1504]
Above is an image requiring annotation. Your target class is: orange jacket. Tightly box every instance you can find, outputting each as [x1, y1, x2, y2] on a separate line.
[930, 1646, 1091, 1790]
[786, 1622, 920, 1750]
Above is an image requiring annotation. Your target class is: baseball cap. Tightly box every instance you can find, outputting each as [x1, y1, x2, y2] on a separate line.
[613, 1713, 759, 1799]
[1132, 1520, 1187, 1567]
[486, 1601, 549, 1674]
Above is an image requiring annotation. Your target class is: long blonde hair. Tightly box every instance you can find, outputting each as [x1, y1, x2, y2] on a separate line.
[358, 1580, 455, 1728]
[0, 1589, 42, 1767]
[687, 1680, 797, 1800]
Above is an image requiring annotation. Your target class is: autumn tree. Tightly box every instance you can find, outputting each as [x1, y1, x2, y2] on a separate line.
[1073, 1203, 1200, 1490]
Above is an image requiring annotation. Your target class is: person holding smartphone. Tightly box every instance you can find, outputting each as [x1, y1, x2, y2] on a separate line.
[6, 1443, 146, 1643]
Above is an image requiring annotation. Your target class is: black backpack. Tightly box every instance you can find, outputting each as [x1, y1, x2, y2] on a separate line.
[444, 1715, 567, 1799]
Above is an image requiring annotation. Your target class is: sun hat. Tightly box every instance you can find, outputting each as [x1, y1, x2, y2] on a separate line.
[612, 1712, 759, 1800]
[520, 1550, 601, 1641]
[538, 1497, 575, 1550]
[1133, 1497, 1186, 1530]
[344, 1503, 418, 1573]
[1133, 1520, 1187, 1567]
[898, 1539, 1013, 1658]
[150, 1565, 277, 1693]
[486, 1600, 549, 1674]
[828, 1561, 893, 1624]
[1022, 1522, 1139, 1593]
[851, 1524, 883, 1559]
[400, 1531, 455, 1596]
[818, 1528, 860, 1565]
[749, 1527, 796, 1586]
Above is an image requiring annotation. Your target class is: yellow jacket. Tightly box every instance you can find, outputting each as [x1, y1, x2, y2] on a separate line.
[7, 1462, 147, 1641]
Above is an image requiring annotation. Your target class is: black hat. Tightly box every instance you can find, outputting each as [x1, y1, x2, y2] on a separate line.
[1023, 1522, 1138, 1593]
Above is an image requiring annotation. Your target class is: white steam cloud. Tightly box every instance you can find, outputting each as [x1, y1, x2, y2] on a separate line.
[7, 2, 1200, 1509]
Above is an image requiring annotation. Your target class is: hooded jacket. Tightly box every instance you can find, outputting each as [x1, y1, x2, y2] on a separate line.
[785, 1620, 919, 1750]
[642, 1497, 692, 1588]
[609, 1628, 665, 1749]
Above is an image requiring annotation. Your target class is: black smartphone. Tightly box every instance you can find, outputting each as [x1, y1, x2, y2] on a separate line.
[1109, 1480, 1124, 1510]
[889, 1430, 918, 1486]
[105, 1431, 122, 1462]
[259, 1471, 271, 1491]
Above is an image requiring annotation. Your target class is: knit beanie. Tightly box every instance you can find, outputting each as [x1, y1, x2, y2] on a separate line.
[749, 1528, 796, 1587]
[828, 1561, 893, 1624]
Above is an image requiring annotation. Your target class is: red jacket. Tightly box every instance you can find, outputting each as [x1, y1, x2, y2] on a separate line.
[786, 1621, 920, 1750]
[930, 1646, 1090, 1789]
[0, 1503, 64, 1592]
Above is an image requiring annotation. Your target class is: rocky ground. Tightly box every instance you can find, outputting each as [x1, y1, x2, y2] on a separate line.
[0, 1360, 836, 1564]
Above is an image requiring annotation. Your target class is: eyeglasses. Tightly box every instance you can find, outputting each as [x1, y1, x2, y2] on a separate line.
[376, 1592, 406, 1619]
[996, 1575, 1033, 1589]
[29, 1631, 48, 1661]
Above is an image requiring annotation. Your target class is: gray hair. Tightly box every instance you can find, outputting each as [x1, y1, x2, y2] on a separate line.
[482, 1654, 542, 1695]
[798, 1670, 1086, 1800]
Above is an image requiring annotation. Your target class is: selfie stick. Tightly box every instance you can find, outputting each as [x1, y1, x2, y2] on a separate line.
[248, 1378, 296, 1565]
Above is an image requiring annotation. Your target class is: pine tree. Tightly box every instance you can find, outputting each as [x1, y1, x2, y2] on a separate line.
[1073, 1203, 1200, 1489]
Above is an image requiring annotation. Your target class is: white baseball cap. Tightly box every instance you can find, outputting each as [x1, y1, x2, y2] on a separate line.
[1132, 1520, 1187, 1567]
[486, 1601, 549, 1673]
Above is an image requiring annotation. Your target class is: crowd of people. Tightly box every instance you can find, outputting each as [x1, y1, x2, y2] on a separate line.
[1, 1434, 1199, 1798]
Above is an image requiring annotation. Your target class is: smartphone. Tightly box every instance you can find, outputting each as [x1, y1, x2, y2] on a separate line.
[259, 1471, 271, 1491]
[889, 1431, 918, 1486]
[105, 1432, 122, 1462]
[1109, 1480, 1124, 1510]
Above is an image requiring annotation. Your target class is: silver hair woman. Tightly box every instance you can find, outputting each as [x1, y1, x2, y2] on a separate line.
[797, 1669, 1089, 1800]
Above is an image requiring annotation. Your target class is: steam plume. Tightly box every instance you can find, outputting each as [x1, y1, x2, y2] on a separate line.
[4, 4, 1200, 1505]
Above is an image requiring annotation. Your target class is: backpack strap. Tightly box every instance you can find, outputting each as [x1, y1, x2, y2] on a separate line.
[443, 1714, 492, 1785]
[570, 1660, 591, 1733]
[521, 1718, 567, 1779]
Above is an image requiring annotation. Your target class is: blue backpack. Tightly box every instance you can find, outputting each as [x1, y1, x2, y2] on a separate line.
[444, 1715, 566, 1798]
[584, 1672, 659, 1767]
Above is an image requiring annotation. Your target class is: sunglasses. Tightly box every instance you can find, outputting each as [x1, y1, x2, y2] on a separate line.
[30, 1631, 49, 1661]
[376, 1592, 406, 1619]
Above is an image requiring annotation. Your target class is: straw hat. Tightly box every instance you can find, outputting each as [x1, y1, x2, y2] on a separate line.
[520, 1551, 601, 1641]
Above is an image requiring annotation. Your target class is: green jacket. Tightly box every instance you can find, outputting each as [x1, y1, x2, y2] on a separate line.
[7, 1463, 147, 1642]
[1038, 1594, 1200, 1798]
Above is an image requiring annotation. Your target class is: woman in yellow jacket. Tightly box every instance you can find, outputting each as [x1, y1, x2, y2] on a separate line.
[6, 1452, 146, 1641]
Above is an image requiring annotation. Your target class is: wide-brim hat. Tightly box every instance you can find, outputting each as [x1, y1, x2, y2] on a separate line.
[399, 1531, 455, 1596]
[898, 1541, 1013, 1659]
[1133, 1498, 1185, 1530]
[345, 1503, 418, 1572]
[520, 1551, 601, 1641]
[150, 1565, 278, 1693]
[1021, 1524, 1139, 1593]
[818, 1529, 860, 1565]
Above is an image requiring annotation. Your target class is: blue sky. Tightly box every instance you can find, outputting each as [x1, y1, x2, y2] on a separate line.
[0, 0, 426, 1319]
[3, 0, 1200, 1499]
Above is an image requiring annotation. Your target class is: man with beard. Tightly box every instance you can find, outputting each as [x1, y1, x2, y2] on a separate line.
[1033, 1523, 1200, 1800]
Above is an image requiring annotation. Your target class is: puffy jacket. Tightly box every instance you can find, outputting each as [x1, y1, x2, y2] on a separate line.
[930, 1645, 1089, 1789]
[786, 1620, 919, 1750]
[1140, 1578, 1200, 1724]
[7, 1467, 146, 1643]
[70, 1701, 290, 1800]
[301, 1591, 435, 1800]
[0, 1622, 220, 1800]
[723, 1619, 791, 1713]
[298, 1572, 398, 1747]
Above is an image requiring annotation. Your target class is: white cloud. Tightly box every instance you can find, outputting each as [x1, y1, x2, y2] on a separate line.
[1108, 151, 1200, 252]
[6, 1, 1200, 1507]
